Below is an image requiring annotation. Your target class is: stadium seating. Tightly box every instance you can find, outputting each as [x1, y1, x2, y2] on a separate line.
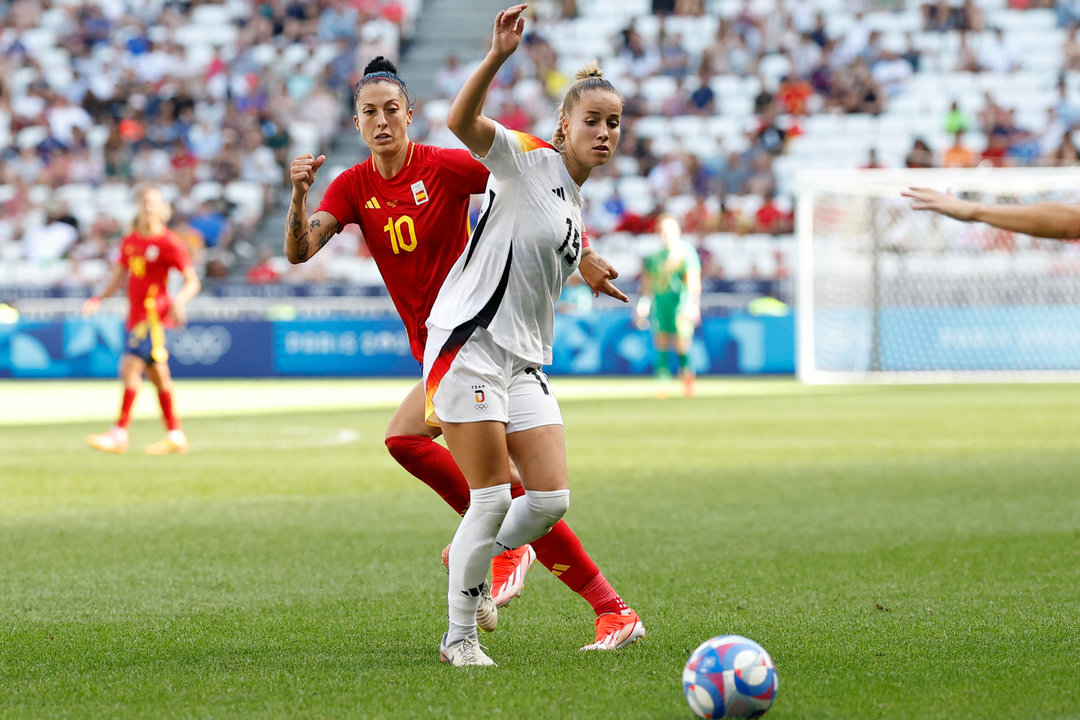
[1, 0, 1075, 294]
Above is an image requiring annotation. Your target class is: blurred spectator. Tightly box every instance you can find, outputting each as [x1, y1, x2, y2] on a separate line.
[978, 28, 1020, 73]
[754, 192, 793, 234]
[980, 132, 1010, 167]
[686, 67, 717, 116]
[943, 131, 976, 167]
[22, 202, 78, 261]
[658, 29, 691, 79]
[434, 54, 471, 98]
[777, 75, 813, 116]
[246, 248, 282, 284]
[189, 200, 233, 251]
[682, 195, 715, 234]
[944, 100, 972, 135]
[872, 49, 912, 98]
[1059, 2, 1080, 27]
[1065, 26, 1080, 71]
[861, 148, 885, 169]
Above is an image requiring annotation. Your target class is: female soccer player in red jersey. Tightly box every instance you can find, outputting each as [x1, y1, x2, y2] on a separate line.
[285, 56, 641, 651]
[426, 4, 642, 665]
[84, 184, 201, 455]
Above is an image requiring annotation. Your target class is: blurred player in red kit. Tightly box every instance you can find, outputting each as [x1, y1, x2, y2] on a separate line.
[83, 184, 201, 455]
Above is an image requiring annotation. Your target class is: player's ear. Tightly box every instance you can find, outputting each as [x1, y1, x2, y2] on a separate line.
[353, 115, 361, 133]
[406, 108, 413, 127]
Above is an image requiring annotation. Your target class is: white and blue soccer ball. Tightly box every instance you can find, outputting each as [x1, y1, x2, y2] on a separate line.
[682, 635, 778, 719]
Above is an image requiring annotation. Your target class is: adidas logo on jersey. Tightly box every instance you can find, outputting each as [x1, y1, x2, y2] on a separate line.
[364, 197, 381, 209]
[551, 187, 565, 200]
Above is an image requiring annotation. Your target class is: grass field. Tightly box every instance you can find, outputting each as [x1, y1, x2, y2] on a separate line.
[1, 378, 1078, 719]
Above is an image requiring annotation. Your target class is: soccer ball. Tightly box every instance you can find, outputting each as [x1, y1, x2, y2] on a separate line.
[682, 635, 778, 719]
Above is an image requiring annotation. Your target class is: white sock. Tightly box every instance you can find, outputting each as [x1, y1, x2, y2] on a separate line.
[446, 484, 512, 644]
[493, 489, 570, 555]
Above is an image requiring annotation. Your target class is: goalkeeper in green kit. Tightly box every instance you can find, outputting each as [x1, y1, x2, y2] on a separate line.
[634, 213, 702, 397]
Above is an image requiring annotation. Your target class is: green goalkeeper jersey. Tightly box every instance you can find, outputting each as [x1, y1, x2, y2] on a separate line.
[643, 240, 700, 302]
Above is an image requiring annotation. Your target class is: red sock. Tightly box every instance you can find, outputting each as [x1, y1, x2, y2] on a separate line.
[578, 572, 630, 617]
[385, 435, 470, 515]
[157, 390, 180, 431]
[118, 388, 137, 428]
[507, 483, 626, 615]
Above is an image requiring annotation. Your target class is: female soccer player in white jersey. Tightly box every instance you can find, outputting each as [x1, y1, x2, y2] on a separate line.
[285, 56, 643, 653]
[428, 4, 642, 666]
[904, 185, 1080, 239]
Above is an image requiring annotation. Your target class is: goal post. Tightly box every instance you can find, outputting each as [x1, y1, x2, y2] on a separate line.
[796, 168, 1080, 384]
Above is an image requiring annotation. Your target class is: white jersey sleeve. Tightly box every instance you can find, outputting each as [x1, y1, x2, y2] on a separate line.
[474, 121, 553, 182]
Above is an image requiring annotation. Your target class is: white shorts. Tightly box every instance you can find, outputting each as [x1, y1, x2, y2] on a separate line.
[423, 322, 562, 433]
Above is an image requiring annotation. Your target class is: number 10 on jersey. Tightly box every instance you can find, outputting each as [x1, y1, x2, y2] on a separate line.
[384, 215, 418, 254]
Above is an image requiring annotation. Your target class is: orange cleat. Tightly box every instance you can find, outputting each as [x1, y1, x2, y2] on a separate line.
[491, 544, 536, 608]
[580, 608, 646, 651]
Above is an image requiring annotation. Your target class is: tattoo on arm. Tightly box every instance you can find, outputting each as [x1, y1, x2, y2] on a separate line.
[313, 217, 338, 250]
[287, 209, 310, 259]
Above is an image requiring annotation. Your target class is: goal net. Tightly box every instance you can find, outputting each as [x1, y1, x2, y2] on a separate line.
[797, 168, 1080, 384]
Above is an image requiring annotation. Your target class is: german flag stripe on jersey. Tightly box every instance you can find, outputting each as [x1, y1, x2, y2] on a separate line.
[509, 130, 555, 152]
[424, 321, 480, 426]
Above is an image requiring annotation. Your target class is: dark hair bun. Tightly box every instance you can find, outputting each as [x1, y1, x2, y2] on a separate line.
[364, 56, 398, 76]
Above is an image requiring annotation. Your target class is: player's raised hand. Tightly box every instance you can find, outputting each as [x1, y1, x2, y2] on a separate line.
[578, 250, 628, 302]
[81, 296, 101, 317]
[902, 186, 977, 222]
[291, 154, 326, 194]
[491, 4, 527, 60]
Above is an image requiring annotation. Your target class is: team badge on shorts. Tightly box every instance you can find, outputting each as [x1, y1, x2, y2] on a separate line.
[411, 180, 429, 205]
[472, 384, 487, 411]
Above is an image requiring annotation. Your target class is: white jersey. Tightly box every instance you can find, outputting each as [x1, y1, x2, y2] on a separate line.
[426, 121, 584, 365]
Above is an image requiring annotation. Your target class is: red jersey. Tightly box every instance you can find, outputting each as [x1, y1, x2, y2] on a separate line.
[316, 142, 489, 361]
[117, 229, 192, 330]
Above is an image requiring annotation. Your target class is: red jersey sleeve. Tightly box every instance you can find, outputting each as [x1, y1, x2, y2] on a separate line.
[316, 168, 361, 230]
[430, 147, 489, 194]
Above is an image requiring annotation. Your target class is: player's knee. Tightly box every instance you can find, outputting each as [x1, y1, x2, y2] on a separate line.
[526, 488, 570, 523]
[385, 434, 420, 461]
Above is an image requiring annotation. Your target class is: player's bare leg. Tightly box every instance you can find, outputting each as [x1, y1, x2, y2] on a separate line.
[388, 381, 532, 620]
[653, 333, 673, 398]
[439, 420, 513, 664]
[676, 330, 695, 398]
[87, 354, 143, 453]
[144, 362, 187, 455]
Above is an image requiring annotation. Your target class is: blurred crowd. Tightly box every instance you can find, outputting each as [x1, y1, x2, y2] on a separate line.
[0, 0, 411, 282]
[2, 0, 1080, 289]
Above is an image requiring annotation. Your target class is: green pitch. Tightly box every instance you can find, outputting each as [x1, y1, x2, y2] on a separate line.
[1, 378, 1078, 719]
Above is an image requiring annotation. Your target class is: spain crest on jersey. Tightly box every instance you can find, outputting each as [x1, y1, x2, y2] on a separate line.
[411, 180, 429, 205]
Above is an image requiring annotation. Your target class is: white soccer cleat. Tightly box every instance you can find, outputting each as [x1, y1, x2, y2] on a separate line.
[439, 633, 497, 667]
[476, 582, 498, 633]
[580, 609, 646, 651]
[491, 544, 537, 608]
[87, 426, 128, 454]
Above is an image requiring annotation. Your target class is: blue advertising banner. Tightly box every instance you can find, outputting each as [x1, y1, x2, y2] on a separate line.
[0, 311, 795, 378]
[813, 305, 1080, 372]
